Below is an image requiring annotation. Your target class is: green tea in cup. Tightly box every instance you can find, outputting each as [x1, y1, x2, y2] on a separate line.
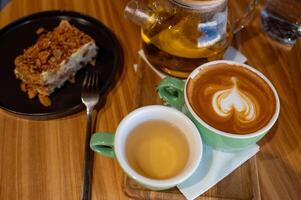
[125, 120, 189, 180]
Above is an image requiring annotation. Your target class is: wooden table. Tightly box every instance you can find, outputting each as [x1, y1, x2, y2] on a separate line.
[0, 0, 300, 199]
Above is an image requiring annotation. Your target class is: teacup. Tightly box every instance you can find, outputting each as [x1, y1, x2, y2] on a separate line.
[157, 60, 280, 151]
[90, 105, 202, 190]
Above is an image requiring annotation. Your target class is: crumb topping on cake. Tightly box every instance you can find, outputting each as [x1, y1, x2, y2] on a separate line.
[15, 20, 93, 75]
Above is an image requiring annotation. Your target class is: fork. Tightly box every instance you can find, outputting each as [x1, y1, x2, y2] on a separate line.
[81, 71, 100, 200]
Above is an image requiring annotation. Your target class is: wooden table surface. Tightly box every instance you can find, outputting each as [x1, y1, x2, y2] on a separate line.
[0, 0, 300, 200]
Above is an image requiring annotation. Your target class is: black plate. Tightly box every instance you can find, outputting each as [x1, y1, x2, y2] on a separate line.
[0, 11, 123, 119]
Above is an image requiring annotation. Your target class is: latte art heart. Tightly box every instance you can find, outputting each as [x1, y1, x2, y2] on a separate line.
[211, 77, 257, 123]
[188, 63, 276, 134]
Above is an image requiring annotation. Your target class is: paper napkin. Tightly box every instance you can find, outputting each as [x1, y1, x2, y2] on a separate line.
[177, 144, 259, 200]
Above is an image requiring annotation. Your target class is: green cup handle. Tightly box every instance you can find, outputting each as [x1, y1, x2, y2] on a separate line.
[90, 133, 116, 158]
[157, 77, 186, 111]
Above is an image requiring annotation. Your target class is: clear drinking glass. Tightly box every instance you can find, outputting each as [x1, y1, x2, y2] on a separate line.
[260, 0, 301, 45]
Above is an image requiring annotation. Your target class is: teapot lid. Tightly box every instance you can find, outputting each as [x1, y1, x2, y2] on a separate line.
[171, 0, 225, 9]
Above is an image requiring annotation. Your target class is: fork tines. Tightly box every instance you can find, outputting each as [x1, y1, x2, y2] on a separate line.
[82, 71, 100, 90]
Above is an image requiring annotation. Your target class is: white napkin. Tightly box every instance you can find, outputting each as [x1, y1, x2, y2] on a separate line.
[137, 46, 247, 79]
[177, 144, 259, 200]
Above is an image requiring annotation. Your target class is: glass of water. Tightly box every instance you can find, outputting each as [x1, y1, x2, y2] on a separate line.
[260, 0, 301, 45]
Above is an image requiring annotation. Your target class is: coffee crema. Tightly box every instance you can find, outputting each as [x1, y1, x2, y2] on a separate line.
[187, 63, 276, 134]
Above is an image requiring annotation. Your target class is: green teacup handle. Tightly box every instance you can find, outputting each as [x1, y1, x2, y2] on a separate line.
[90, 133, 116, 158]
[157, 77, 186, 111]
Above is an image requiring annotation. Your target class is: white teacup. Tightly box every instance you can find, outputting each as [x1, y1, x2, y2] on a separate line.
[90, 105, 203, 190]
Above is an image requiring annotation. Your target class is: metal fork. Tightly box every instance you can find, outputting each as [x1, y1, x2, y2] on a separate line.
[81, 71, 100, 200]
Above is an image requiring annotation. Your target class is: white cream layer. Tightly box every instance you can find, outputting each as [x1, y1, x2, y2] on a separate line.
[41, 41, 98, 94]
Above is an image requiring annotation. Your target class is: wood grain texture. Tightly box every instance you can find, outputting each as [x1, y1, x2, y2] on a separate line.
[0, 0, 300, 200]
[0, 0, 140, 200]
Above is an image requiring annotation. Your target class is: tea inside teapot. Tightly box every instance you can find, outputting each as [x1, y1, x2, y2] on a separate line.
[125, 0, 256, 78]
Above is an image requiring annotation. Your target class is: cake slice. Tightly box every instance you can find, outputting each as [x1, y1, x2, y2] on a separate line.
[14, 20, 98, 106]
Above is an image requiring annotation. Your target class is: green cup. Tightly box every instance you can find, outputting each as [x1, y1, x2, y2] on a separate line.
[157, 60, 280, 151]
[90, 105, 203, 190]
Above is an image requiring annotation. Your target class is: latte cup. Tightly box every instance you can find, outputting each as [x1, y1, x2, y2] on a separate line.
[157, 60, 280, 151]
[90, 105, 202, 190]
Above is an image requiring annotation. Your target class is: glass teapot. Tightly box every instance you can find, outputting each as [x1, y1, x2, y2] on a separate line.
[125, 0, 258, 78]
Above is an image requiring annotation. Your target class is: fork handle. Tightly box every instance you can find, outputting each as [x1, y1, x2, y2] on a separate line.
[81, 110, 93, 200]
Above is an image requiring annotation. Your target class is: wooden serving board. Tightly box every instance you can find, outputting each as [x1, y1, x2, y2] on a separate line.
[124, 60, 261, 200]
[124, 157, 260, 200]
